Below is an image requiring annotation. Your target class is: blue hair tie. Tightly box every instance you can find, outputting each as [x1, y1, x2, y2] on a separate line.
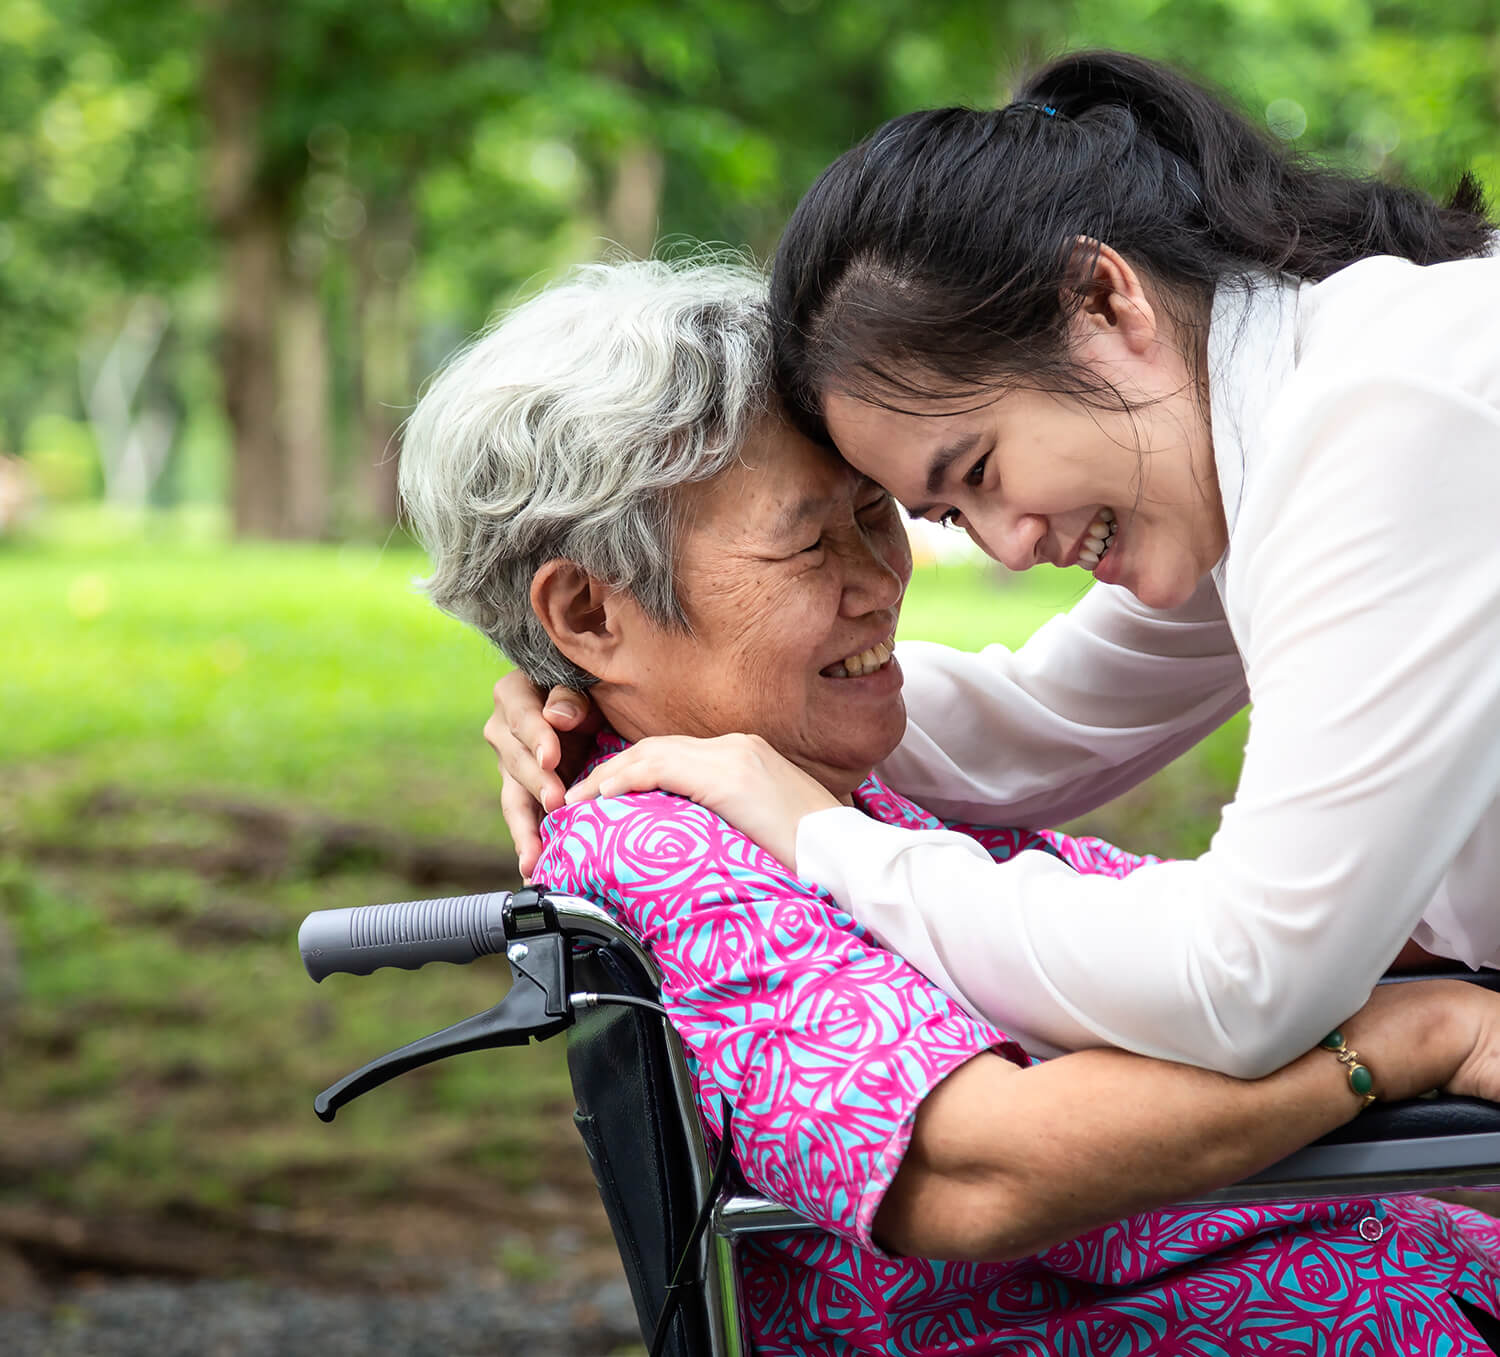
[1013, 101, 1060, 119]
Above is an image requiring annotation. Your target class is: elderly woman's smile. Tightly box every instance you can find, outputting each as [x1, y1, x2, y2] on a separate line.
[575, 419, 912, 800]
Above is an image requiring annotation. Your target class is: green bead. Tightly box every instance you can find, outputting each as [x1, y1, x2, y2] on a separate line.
[1350, 1064, 1374, 1096]
[1321, 1031, 1344, 1050]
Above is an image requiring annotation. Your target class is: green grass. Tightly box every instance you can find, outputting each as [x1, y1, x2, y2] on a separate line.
[0, 516, 1245, 1238]
[9, 534, 503, 834]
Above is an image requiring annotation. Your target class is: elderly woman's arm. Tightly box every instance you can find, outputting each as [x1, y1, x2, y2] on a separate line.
[878, 977, 1489, 1259]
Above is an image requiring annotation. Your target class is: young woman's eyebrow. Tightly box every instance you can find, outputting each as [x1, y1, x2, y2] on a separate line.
[898, 431, 983, 517]
[924, 431, 983, 496]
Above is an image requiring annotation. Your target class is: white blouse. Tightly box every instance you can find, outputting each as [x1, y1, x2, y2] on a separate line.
[797, 252, 1500, 1077]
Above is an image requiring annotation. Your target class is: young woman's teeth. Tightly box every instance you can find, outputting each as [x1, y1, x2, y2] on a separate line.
[825, 638, 894, 678]
[1078, 508, 1117, 569]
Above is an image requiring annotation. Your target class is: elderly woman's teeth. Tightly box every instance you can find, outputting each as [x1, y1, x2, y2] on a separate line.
[826, 638, 894, 678]
[1077, 508, 1117, 569]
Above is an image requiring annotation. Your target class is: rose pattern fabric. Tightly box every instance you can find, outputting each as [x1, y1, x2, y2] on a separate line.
[536, 733, 1500, 1355]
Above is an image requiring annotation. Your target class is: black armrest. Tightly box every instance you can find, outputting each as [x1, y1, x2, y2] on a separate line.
[1193, 1095, 1500, 1205]
[1317, 1094, 1500, 1145]
[1380, 966, 1500, 993]
[1198, 954, 1500, 1203]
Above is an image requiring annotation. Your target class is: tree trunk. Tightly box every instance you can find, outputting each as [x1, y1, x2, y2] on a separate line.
[604, 142, 664, 259]
[353, 214, 413, 530]
[222, 206, 283, 533]
[223, 207, 284, 537]
[203, 8, 286, 538]
[278, 269, 331, 539]
[79, 296, 177, 509]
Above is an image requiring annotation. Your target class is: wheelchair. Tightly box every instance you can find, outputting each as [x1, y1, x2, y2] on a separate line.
[298, 887, 1500, 1357]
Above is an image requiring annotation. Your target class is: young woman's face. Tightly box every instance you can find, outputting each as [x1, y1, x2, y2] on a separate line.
[821, 365, 1226, 612]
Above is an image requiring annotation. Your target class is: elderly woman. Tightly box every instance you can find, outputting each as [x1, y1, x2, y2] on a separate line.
[398, 260, 1500, 1356]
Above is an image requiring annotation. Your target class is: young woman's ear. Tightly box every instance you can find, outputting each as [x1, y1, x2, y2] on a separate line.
[530, 560, 630, 680]
[1064, 238, 1159, 354]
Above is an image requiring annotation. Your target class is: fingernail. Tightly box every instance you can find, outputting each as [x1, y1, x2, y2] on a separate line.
[546, 701, 581, 720]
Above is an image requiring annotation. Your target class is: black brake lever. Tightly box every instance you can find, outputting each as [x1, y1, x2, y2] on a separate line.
[313, 931, 574, 1122]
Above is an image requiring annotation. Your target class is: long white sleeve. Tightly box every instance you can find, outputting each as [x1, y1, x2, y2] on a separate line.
[803, 367, 1500, 1078]
[881, 576, 1249, 827]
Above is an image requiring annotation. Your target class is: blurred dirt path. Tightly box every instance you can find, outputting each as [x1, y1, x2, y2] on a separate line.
[0, 1275, 641, 1356]
[0, 1192, 642, 1355]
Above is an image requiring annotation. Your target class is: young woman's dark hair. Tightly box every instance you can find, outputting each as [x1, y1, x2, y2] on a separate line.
[770, 49, 1494, 437]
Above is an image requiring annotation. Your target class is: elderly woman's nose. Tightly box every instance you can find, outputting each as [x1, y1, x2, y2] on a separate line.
[840, 536, 906, 611]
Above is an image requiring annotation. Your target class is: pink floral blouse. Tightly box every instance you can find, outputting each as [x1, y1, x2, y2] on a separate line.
[536, 734, 1500, 1356]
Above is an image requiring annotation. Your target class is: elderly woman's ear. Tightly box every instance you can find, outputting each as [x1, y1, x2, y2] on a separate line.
[529, 559, 630, 682]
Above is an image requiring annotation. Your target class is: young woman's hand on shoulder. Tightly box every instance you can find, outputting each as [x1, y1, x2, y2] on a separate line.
[564, 733, 841, 868]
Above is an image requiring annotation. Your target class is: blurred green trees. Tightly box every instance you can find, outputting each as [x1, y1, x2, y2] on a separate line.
[2, 0, 1495, 539]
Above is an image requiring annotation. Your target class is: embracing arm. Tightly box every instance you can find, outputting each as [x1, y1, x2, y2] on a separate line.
[883, 574, 1248, 827]
[879, 978, 1493, 1260]
[537, 792, 1500, 1261]
[504, 573, 1247, 865]
[805, 378, 1500, 1076]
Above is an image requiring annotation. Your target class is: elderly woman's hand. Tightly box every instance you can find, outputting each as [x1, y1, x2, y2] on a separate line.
[564, 733, 842, 869]
[485, 672, 601, 878]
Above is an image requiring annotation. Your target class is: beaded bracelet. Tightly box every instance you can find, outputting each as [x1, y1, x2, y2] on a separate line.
[1321, 1030, 1378, 1108]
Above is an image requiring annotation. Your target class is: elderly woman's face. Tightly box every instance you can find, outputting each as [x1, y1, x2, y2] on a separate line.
[615, 420, 911, 792]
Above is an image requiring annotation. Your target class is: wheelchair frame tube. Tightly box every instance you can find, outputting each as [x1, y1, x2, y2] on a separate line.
[544, 895, 749, 1357]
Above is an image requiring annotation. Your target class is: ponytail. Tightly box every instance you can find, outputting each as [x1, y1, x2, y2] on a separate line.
[1022, 51, 1491, 281]
[771, 49, 1494, 432]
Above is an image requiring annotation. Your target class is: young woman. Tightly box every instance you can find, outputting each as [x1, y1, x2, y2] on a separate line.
[493, 50, 1500, 1081]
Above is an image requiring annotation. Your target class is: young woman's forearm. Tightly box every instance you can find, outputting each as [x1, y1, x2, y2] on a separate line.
[882, 578, 1247, 827]
[875, 982, 1465, 1261]
[797, 813, 1427, 1077]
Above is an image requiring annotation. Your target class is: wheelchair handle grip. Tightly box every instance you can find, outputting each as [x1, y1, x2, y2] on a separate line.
[298, 891, 513, 982]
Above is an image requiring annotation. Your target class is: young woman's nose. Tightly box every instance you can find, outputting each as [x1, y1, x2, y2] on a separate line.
[972, 511, 1047, 572]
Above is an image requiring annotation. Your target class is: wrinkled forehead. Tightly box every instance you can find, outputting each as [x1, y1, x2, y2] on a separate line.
[689, 415, 866, 532]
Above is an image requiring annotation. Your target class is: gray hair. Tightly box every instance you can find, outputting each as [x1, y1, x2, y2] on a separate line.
[399, 259, 773, 688]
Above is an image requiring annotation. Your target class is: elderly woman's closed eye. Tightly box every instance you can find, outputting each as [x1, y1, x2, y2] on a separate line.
[397, 259, 1500, 1357]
